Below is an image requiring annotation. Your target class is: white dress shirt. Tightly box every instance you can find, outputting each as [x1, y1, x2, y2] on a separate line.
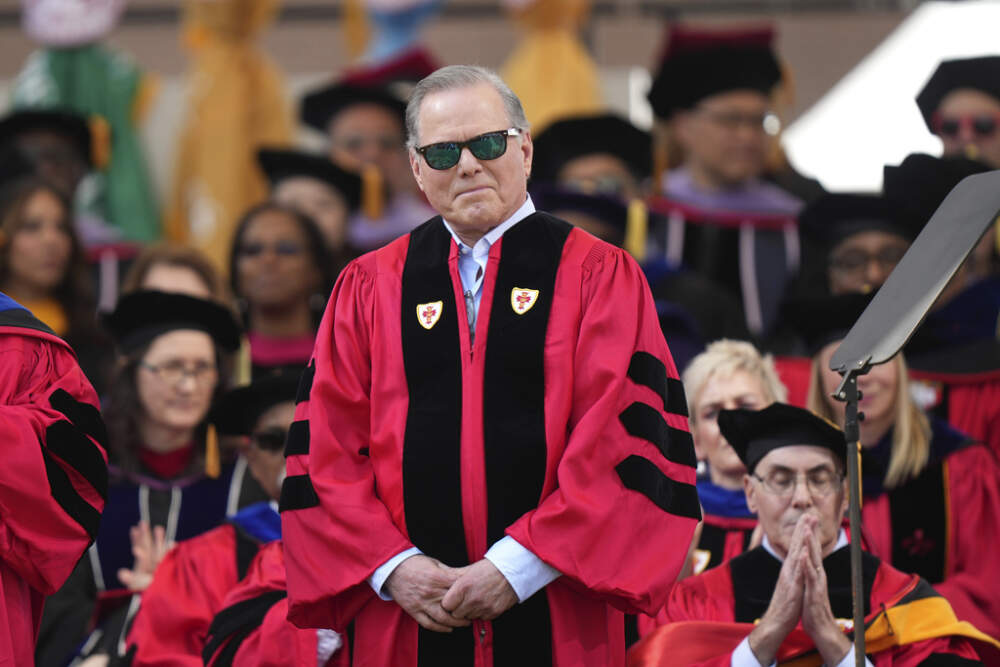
[368, 195, 562, 603]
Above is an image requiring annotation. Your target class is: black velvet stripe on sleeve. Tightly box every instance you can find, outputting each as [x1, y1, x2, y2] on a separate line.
[49, 389, 109, 449]
[283, 420, 310, 457]
[627, 352, 689, 417]
[40, 441, 102, 538]
[482, 213, 569, 667]
[915, 656, 982, 666]
[202, 591, 287, 666]
[615, 455, 702, 519]
[295, 361, 315, 405]
[278, 474, 320, 512]
[45, 421, 109, 500]
[619, 402, 697, 468]
[401, 219, 473, 667]
[889, 462, 947, 583]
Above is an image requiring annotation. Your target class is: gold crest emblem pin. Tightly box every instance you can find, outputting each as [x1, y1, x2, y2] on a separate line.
[510, 288, 539, 315]
[416, 301, 443, 330]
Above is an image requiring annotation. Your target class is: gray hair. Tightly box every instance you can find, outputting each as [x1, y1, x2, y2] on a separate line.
[405, 65, 530, 149]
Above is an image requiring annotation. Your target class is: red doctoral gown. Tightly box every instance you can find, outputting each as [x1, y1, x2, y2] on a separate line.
[280, 213, 701, 666]
[0, 304, 108, 664]
[124, 523, 265, 665]
[634, 546, 996, 666]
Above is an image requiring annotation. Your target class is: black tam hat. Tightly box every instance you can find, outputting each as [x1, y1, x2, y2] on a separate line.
[798, 193, 918, 249]
[104, 290, 243, 354]
[718, 403, 845, 474]
[916, 56, 1000, 133]
[531, 114, 652, 184]
[0, 108, 93, 167]
[530, 184, 628, 241]
[257, 148, 363, 211]
[784, 292, 874, 357]
[300, 84, 406, 134]
[882, 153, 991, 233]
[648, 25, 782, 119]
[212, 368, 303, 438]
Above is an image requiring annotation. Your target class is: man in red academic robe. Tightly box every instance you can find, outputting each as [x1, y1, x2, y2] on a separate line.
[280, 65, 701, 666]
[0, 293, 107, 664]
[632, 403, 998, 667]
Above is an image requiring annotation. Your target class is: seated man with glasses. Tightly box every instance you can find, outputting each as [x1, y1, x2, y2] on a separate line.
[631, 403, 998, 667]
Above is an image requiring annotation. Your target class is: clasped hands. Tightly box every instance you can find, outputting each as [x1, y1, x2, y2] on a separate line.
[748, 514, 852, 667]
[384, 555, 519, 632]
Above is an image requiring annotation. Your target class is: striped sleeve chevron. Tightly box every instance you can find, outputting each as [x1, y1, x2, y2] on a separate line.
[616, 351, 701, 520]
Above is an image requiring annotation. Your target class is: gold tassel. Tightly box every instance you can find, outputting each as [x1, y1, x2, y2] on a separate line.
[343, 0, 371, 60]
[89, 115, 112, 169]
[361, 164, 385, 220]
[624, 199, 648, 262]
[205, 423, 221, 479]
[234, 336, 252, 387]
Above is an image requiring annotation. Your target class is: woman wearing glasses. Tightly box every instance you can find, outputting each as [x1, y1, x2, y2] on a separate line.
[228, 202, 335, 378]
[35, 290, 244, 667]
[801, 292, 1000, 640]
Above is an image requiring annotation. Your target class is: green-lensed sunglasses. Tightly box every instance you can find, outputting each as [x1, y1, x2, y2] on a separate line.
[415, 128, 521, 170]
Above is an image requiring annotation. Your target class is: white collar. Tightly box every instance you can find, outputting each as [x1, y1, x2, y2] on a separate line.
[441, 195, 535, 252]
[761, 528, 849, 562]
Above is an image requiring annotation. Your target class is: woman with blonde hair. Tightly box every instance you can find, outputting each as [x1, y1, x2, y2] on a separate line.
[802, 292, 1000, 639]
[682, 339, 787, 574]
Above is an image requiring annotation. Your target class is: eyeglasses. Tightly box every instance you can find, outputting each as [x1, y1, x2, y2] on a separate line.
[251, 426, 288, 452]
[140, 360, 218, 386]
[238, 240, 304, 258]
[752, 468, 843, 498]
[415, 128, 521, 170]
[829, 245, 908, 276]
[932, 112, 1000, 139]
[696, 108, 782, 136]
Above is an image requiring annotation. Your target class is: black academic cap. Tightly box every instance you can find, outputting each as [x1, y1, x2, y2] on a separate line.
[0, 145, 35, 190]
[104, 290, 243, 354]
[882, 153, 991, 233]
[531, 113, 652, 183]
[300, 84, 406, 134]
[0, 108, 93, 167]
[648, 25, 782, 119]
[784, 292, 874, 357]
[257, 148, 363, 211]
[798, 193, 918, 248]
[212, 368, 302, 437]
[718, 403, 845, 474]
[916, 56, 1000, 132]
[530, 183, 628, 235]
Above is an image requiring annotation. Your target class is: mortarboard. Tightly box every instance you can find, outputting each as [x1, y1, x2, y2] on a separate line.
[916, 56, 1000, 133]
[718, 402, 846, 474]
[531, 113, 652, 184]
[212, 368, 303, 439]
[104, 290, 242, 354]
[798, 193, 919, 249]
[0, 108, 93, 167]
[257, 148, 363, 212]
[300, 84, 407, 135]
[647, 24, 782, 119]
[882, 153, 991, 232]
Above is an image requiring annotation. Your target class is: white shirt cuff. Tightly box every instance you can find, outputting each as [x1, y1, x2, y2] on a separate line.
[484, 536, 561, 602]
[731, 636, 773, 667]
[834, 646, 874, 667]
[368, 547, 422, 600]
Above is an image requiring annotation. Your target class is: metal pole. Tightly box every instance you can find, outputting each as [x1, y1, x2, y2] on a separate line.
[834, 369, 866, 667]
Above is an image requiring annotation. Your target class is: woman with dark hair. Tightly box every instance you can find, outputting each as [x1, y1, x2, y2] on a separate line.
[0, 174, 108, 386]
[229, 201, 335, 377]
[35, 290, 250, 667]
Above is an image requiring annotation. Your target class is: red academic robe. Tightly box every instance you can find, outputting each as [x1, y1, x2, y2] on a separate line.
[203, 541, 346, 667]
[280, 214, 701, 666]
[0, 305, 108, 665]
[124, 523, 264, 665]
[860, 424, 1000, 640]
[634, 546, 995, 666]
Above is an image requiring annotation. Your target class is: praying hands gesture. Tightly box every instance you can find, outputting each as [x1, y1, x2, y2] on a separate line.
[747, 514, 852, 667]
